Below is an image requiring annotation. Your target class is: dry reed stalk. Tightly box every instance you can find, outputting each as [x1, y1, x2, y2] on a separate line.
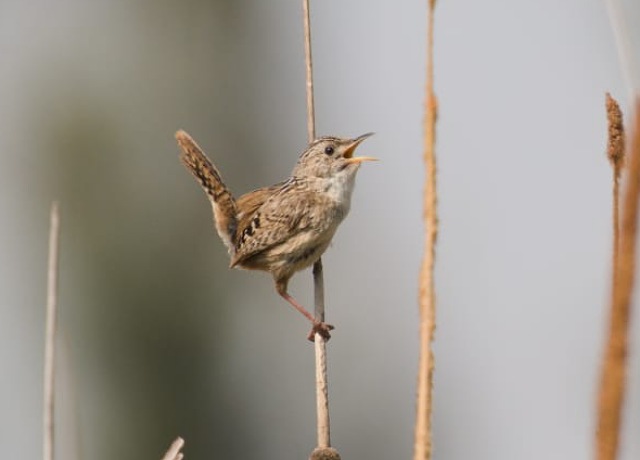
[603, 0, 637, 101]
[302, 0, 334, 455]
[303, 0, 316, 143]
[160, 437, 185, 460]
[312, 259, 331, 448]
[44, 202, 60, 460]
[414, 1, 438, 460]
[596, 99, 639, 460]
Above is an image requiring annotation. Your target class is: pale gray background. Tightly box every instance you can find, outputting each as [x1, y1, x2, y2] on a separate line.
[1, 1, 639, 459]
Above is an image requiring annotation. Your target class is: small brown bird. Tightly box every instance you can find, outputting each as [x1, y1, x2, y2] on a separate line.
[176, 130, 376, 340]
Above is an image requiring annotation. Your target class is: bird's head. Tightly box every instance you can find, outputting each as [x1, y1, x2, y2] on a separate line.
[292, 133, 376, 179]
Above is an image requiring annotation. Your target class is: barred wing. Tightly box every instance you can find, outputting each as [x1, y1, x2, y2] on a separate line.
[230, 179, 335, 268]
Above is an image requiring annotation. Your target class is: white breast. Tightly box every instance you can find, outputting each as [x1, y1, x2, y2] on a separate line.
[320, 168, 358, 216]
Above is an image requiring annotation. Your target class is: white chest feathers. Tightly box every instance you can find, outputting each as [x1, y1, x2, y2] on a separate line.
[319, 168, 358, 216]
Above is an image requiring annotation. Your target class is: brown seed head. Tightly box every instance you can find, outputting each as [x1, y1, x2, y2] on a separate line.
[309, 447, 341, 460]
[606, 92, 625, 175]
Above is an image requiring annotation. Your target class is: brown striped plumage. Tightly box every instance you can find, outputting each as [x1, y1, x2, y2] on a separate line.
[176, 129, 375, 340]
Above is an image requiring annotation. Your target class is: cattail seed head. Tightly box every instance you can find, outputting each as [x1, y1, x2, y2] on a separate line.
[606, 93, 625, 176]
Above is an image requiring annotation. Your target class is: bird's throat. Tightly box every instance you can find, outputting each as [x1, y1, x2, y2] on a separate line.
[319, 170, 358, 211]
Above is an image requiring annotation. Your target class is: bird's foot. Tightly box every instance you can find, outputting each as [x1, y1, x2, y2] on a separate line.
[307, 321, 335, 342]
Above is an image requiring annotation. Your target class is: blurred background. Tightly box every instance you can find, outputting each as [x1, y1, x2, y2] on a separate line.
[1, 0, 640, 459]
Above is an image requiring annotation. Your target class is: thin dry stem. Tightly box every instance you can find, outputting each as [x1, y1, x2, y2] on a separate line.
[604, 0, 637, 101]
[596, 100, 640, 460]
[313, 260, 331, 447]
[161, 437, 185, 460]
[302, 0, 332, 451]
[606, 93, 625, 301]
[303, 0, 316, 143]
[314, 335, 330, 447]
[414, 1, 438, 460]
[44, 202, 60, 460]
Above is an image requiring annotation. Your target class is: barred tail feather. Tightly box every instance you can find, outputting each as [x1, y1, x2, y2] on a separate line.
[176, 130, 238, 251]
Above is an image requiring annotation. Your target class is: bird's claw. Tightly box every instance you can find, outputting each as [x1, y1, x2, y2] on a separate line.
[307, 321, 335, 342]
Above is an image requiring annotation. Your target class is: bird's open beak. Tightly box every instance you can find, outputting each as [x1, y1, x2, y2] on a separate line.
[344, 132, 377, 164]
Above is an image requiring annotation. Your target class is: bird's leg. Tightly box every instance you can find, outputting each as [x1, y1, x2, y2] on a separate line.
[275, 280, 334, 341]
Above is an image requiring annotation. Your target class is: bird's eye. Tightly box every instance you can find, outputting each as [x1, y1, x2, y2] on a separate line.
[324, 146, 335, 155]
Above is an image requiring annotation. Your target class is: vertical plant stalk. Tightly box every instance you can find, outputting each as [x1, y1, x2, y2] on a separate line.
[160, 437, 185, 460]
[596, 99, 637, 460]
[312, 260, 330, 448]
[414, 1, 438, 460]
[44, 202, 60, 460]
[303, 0, 316, 143]
[603, 0, 637, 101]
[302, 0, 334, 453]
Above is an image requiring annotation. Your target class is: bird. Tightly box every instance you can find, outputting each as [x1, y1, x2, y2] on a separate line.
[175, 130, 376, 340]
